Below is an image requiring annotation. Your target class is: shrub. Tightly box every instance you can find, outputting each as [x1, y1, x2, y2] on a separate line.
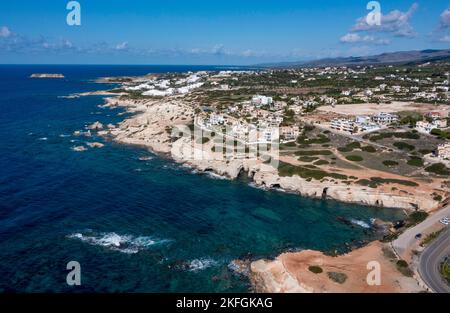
[420, 229, 445, 247]
[327, 272, 348, 284]
[425, 163, 450, 176]
[308, 266, 323, 274]
[299, 156, 319, 162]
[440, 258, 450, 282]
[278, 162, 347, 180]
[338, 146, 353, 152]
[419, 149, 433, 155]
[314, 159, 330, 166]
[361, 145, 376, 153]
[430, 128, 450, 139]
[295, 150, 333, 156]
[396, 260, 414, 277]
[338, 142, 361, 152]
[281, 141, 297, 147]
[407, 211, 428, 226]
[370, 131, 420, 141]
[393, 141, 415, 151]
[346, 155, 363, 162]
[407, 157, 423, 167]
[383, 160, 399, 167]
[357, 177, 418, 188]
[297, 134, 330, 145]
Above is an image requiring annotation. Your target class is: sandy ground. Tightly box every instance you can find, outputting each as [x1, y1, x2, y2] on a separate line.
[251, 241, 425, 293]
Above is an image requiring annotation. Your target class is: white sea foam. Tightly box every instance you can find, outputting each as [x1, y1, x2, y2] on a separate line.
[68, 232, 170, 254]
[206, 172, 229, 180]
[350, 219, 371, 229]
[38, 137, 48, 141]
[59, 134, 71, 138]
[187, 258, 219, 272]
[138, 156, 154, 161]
[248, 182, 268, 190]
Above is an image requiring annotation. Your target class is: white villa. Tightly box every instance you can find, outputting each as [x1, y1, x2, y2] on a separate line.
[251, 95, 273, 107]
[280, 126, 300, 142]
[331, 119, 357, 133]
[371, 112, 399, 125]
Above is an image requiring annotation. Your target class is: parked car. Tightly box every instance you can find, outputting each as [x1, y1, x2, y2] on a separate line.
[415, 233, 422, 239]
[439, 217, 449, 226]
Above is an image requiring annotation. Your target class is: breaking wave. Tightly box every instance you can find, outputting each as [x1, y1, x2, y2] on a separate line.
[187, 258, 219, 272]
[67, 231, 170, 254]
[350, 219, 371, 229]
[138, 156, 154, 161]
[206, 172, 229, 180]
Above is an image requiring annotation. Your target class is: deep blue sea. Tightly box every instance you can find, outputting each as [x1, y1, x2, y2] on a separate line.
[0, 65, 405, 292]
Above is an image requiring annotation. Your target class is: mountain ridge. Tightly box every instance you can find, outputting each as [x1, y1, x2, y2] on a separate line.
[257, 49, 450, 68]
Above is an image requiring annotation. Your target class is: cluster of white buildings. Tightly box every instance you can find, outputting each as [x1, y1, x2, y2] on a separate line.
[436, 143, 450, 160]
[125, 73, 206, 97]
[416, 120, 447, 134]
[195, 91, 305, 144]
[330, 112, 398, 134]
[251, 95, 273, 107]
[415, 112, 448, 134]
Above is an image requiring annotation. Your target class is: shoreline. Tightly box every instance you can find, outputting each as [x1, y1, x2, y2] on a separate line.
[96, 94, 440, 213]
[79, 77, 447, 293]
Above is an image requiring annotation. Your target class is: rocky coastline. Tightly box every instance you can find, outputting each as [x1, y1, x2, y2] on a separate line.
[85, 92, 444, 293]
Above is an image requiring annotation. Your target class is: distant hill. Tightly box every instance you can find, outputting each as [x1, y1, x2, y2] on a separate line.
[258, 49, 450, 68]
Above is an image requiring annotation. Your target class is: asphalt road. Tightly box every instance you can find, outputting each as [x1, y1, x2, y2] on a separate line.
[393, 205, 450, 259]
[418, 228, 450, 293]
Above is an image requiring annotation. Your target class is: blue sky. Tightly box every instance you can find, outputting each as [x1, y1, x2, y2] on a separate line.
[0, 0, 449, 64]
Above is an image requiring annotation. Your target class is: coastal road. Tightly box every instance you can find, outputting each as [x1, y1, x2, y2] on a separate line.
[418, 228, 450, 293]
[392, 205, 450, 259]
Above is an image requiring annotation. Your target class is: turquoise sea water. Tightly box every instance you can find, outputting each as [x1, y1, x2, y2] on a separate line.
[0, 65, 405, 292]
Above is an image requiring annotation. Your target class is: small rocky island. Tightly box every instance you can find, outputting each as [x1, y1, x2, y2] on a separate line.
[30, 73, 65, 79]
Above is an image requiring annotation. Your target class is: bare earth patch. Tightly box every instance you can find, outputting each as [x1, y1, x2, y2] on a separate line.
[250, 241, 424, 293]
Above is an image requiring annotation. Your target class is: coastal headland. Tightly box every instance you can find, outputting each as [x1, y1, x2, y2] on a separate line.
[77, 65, 450, 293]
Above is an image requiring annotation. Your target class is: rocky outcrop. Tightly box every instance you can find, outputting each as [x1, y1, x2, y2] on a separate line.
[87, 121, 104, 130]
[86, 142, 105, 148]
[252, 171, 438, 211]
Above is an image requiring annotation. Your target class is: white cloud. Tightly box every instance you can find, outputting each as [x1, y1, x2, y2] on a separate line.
[0, 26, 11, 38]
[351, 3, 418, 38]
[340, 33, 360, 43]
[340, 33, 390, 45]
[211, 44, 226, 55]
[115, 41, 129, 51]
[439, 6, 450, 29]
[439, 35, 450, 42]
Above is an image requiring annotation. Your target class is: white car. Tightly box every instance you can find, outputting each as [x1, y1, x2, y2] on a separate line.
[440, 217, 450, 226]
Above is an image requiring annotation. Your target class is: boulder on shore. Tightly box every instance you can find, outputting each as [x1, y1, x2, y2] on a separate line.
[87, 121, 104, 130]
[86, 142, 105, 148]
